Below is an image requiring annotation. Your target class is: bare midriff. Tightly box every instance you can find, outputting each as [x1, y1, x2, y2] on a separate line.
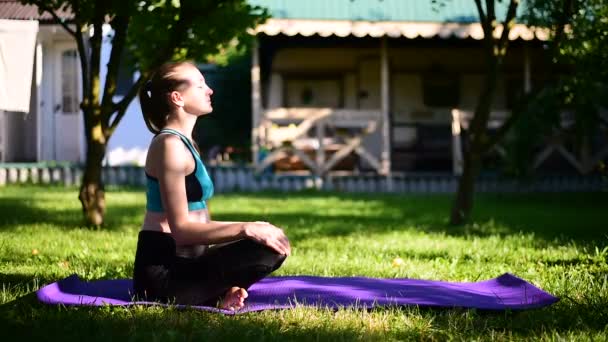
[141, 209, 210, 239]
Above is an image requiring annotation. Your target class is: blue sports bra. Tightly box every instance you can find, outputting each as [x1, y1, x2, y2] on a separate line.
[145, 128, 214, 212]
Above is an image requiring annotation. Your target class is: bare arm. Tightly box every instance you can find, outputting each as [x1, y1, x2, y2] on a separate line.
[153, 135, 290, 254]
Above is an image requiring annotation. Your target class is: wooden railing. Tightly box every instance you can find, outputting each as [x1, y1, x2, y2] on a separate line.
[451, 109, 608, 175]
[257, 108, 383, 175]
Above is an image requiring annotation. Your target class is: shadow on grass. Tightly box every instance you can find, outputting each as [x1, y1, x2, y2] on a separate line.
[1, 187, 606, 247]
[0, 196, 143, 231]
[0, 273, 60, 290]
[215, 191, 608, 247]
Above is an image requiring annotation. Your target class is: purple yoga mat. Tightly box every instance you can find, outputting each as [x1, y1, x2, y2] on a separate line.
[37, 273, 558, 314]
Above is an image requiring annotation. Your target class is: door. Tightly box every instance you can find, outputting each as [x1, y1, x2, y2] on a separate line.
[53, 42, 82, 162]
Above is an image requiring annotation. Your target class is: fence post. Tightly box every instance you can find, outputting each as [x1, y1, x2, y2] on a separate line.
[0, 168, 6, 186]
[18, 168, 28, 183]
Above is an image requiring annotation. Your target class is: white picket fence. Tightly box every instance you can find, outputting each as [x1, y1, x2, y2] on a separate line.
[0, 164, 605, 193]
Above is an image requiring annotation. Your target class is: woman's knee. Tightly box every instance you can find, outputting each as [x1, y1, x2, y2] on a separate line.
[271, 252, 287, 271]
[241, 239, 287, 270]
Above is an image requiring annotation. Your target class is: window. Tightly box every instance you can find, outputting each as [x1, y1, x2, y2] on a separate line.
[61, 50, 79, 114]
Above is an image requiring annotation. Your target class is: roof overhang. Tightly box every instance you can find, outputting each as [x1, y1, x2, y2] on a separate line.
[254, 18, 550, 41]
[0, 1, 73, 22]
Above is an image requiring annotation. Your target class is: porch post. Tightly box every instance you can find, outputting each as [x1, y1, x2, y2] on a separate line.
[524, 45, 531, 93]
[380, 36, 393, 191]
[315, 118, 325, 177]
[451, 109, 464, 175]
[251, 38, 262, 167]
[0, 111, 4, 162]
[35, 42, 43, 162]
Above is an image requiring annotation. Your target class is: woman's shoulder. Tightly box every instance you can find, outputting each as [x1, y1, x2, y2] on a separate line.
[149, 133, 185, 152]
[147, 134, 190, 171]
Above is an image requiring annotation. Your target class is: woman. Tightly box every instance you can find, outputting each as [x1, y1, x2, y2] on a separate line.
[133, 61, 290, 311]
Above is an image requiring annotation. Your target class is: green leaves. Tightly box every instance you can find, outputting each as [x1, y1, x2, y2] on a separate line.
[125, 0, 268, 70]
[21, 0, 267, 86]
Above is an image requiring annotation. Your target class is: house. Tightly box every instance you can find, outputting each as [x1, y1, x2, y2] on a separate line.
[0, 0, 150, 166]
[2, 0, 604, 176]
[247, 0, 559, 176]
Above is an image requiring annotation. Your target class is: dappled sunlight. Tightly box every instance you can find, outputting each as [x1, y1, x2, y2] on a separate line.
[0, 186, 144, 230]
[213, 191, 607, 247]
[1, 186, 607, 340]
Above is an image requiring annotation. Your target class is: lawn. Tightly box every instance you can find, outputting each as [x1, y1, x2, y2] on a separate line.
[1, 185, 607, 341]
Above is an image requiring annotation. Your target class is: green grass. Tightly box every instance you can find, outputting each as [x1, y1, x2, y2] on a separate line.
[1, 185, 607, 341]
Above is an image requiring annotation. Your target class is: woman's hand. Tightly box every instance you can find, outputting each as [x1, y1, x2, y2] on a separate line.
[242, 221, 291, 256]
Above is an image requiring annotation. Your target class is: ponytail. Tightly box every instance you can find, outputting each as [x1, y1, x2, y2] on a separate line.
[139, 80, 162, 134]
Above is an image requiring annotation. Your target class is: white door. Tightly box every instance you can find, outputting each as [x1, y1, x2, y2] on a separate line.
[53, 42, 82, 162]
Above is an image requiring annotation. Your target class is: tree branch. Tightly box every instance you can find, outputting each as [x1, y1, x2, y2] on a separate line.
[101, 12, 130, 122]
[112, 1, 219, 134]
[486, 0, 496, 23]
[34, 1, 77, 38]
[108, 74, 147, 133]
[71, 0, 90, 101]
[550, 0, 575, 57]
[498, 0, 520, 50]
[87, 1, 104, 107]
[474, 0, 487, 25]
[482, 109, 523, 153]
[110, 1, 198, 131]
[476, 0, 494, 50]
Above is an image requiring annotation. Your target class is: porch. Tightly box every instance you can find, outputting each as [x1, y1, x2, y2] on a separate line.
[249, 20, 548, 180]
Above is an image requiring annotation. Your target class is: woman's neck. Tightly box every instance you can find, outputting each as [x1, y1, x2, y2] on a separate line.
[164, 117, 196, 140]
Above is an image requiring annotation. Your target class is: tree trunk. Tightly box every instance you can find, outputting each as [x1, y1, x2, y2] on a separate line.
[450, 152, 482, 225]
[78, 125, 107, 226]
[449, 58, 499, 225]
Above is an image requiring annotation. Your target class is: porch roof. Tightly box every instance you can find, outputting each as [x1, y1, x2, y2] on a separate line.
[254, 19, 549, 41]
[249, 0, 500, 23]
[250, 0, 547, 41]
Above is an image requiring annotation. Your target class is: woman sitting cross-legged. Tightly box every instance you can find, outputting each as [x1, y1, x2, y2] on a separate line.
[133, 61, 290, 311]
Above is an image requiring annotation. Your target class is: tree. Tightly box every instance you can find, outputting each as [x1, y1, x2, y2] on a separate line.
[449, 0, 607, 224]
[21, 0, 268, 226]
[449, 0, 522, 225]
[504, 0, 608, 178]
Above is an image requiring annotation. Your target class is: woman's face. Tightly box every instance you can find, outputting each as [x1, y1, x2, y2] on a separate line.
[176, 65, 214, 116]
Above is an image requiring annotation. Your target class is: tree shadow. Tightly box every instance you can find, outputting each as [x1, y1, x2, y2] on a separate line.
[0, 273, 59, 289]
[0, 195, 143, 231]
[215, 191, 608, 247]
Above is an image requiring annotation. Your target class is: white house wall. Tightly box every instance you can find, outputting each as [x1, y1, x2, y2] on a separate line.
[34, 25, 84, 163]
[9, 24, 150, 166]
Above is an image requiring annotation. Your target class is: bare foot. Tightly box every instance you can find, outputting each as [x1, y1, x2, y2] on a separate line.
[220, 286, 248, 311]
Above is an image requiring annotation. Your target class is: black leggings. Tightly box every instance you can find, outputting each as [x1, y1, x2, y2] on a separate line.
[133, 230, 286, 306]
